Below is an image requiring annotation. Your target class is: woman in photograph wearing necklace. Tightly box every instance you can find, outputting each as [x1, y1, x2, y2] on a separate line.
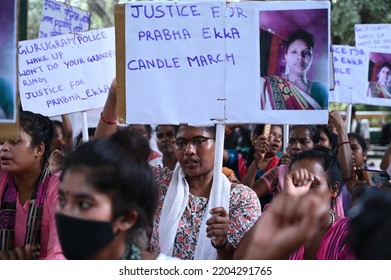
[260, 29, 328, 110]
[367, 62, 391, 98]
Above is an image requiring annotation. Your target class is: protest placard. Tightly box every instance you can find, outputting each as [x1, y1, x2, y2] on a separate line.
[355, 24, 391, 51]
[330, 45, 367, 104]
[119, 1, 227, 125]
[39, 0, 90, 38]
[116, 1, 330, 126]
[361, 50, 391, 106]
[228, 1, 330, 124]
[354, 24, 391, 106]
[18, 27, 116, 117]
[0, 0, 18, 139]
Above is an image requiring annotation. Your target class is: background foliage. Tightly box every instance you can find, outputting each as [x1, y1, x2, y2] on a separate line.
[331, 0, 391, 45]
[27, 0, 123, 39]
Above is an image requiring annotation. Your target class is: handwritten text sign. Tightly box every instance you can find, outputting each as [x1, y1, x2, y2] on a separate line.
[124, 1, 232, 125]
[122, 1, 329, 126]
[330, 45, 367, 104]
[39, 0, 90, 38]
[355, 24, 391, 50]
[18, 27, 115, 117]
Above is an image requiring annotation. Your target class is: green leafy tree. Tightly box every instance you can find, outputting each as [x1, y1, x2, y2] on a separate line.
[331, 0, 391, 45]
[26, 0, 123, 40]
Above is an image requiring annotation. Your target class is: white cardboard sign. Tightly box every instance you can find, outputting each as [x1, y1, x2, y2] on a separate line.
[124, 1, 330, 126]
[39, 0, 90, 38]
[18, 27, 116, 117]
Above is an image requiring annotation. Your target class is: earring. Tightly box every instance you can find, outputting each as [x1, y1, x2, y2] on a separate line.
[329, 210, 336, 225]
[35, 153, 38, 158]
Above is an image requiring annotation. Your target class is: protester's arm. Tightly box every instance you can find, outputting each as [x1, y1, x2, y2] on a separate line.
[225, 124, 243, 135]
[237, 168, 327, 260]
[329, 110, 353, 182]
[60, 114, 73, 153]
[241, 161, 259, 188]
[241, 135, 269, 187]
[380, 144, 391, 171]
[237, 192, 328, 260]
[48, 149, 65, 176]
[94, 78, 118, 139]
[251, 167, 277, 199]
[252, 179, 272, 198]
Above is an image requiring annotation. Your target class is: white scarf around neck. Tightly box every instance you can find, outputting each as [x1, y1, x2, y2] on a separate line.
[159, 165, 230, 259]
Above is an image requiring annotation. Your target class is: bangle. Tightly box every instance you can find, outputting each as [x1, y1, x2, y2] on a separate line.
[211, 237, 228, 250]
[337, 141, 350, 152]
[100, 112, 117, 125]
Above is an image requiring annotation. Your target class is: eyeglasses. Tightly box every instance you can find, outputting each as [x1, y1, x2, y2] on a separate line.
[156, 131, 175, 140]
[173, 136, 215, 150]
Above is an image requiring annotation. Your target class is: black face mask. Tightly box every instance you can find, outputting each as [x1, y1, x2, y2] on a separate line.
[55, 213, 115, 260]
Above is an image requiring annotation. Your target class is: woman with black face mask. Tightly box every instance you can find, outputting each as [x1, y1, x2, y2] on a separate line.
[56, 131, 178, 260]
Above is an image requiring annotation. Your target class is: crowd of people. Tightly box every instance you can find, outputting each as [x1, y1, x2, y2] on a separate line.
[1, 78, 391, 260]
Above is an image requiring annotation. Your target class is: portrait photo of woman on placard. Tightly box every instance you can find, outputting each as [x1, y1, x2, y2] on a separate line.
[259, 9, 329, 110]
[367, 52, 391, 99]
